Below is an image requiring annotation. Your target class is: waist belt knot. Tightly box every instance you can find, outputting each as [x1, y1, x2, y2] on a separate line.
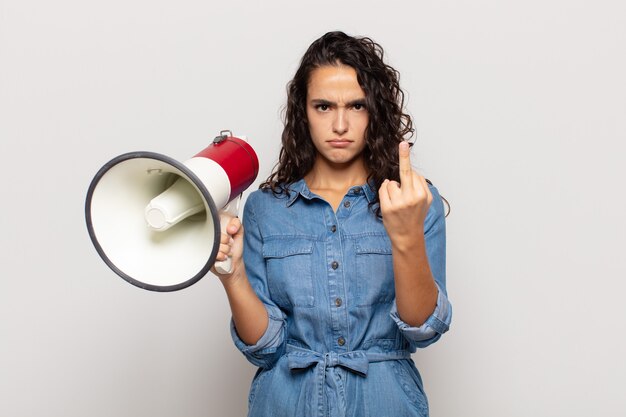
[286, 344, 411, 377]
[287, 347, 370, 376]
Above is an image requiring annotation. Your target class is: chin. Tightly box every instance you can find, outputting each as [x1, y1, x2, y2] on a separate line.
[326, 152, 361, 166]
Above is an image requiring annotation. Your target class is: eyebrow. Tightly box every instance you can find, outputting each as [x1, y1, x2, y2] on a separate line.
[309, 98, 367, 107]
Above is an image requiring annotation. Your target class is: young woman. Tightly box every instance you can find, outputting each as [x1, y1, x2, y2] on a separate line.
[213, 31, 451, 417]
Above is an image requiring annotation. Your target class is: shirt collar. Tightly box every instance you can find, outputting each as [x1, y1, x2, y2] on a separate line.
[361, 180, 376, 203]
[285, 179, 312, 207]
[285, 178, 377, 207]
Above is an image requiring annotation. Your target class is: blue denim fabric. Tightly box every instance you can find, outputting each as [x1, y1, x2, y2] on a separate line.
[231, 179, 452, 417]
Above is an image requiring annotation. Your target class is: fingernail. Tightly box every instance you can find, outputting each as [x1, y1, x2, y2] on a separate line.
[400, 141, 409, 151]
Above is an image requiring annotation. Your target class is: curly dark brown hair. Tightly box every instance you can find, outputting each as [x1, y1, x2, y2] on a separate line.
[261, 31, 415, 215]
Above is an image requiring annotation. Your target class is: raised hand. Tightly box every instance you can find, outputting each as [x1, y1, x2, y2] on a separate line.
[378, 141, 433, 248]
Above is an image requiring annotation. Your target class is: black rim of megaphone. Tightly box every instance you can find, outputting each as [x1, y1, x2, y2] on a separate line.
[85, 151, 221, 292]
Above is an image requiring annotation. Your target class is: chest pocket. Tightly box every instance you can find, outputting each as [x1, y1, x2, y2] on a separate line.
[263, 238, 315, 308]
[355, 235, 395, 307]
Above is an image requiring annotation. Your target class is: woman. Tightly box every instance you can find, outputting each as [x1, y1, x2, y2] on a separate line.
[213, 31, 451, 417]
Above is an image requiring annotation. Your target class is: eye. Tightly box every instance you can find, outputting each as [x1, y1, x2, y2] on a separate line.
[352, 102, 366, 111]
[315, 104, 330, 111]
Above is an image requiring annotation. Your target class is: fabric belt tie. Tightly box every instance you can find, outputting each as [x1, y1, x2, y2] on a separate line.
[286, 345, 412, 417]
[286, 344, 411, 376]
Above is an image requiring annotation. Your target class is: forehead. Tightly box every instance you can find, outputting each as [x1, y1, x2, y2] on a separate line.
[307, 65, 366, 100]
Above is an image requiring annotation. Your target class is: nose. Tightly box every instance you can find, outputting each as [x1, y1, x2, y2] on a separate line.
[332, 108, 348, 135]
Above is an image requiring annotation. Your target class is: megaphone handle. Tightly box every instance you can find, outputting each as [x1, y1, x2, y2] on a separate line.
[214, 196, 241, 275]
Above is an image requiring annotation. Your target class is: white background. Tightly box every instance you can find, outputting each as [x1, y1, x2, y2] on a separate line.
[1, 1, 625, 416]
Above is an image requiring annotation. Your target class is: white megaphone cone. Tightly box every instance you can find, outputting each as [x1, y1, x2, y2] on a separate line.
[85, 131, 259, 292]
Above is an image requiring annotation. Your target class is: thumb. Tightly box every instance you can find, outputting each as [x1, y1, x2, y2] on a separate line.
[226, 217, 243, 237]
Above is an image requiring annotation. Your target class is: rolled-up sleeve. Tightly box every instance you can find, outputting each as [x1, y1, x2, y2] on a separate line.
[230, 304, 285, 368]
[230, 193, 286, 368]
[390, 284, 452, 349]
[390, 185, 452, 350]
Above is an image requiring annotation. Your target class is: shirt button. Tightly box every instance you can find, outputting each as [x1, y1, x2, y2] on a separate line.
[330, 225, 337, 233]
[343, 201, 351, 208]
[354, 187, 362, 195]
[338, 337, 346, 346]
[335, 298, 342, 307]
[331, 261, 339, 270]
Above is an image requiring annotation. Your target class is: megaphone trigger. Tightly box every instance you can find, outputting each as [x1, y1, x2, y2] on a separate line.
[214, 195, 242, 275]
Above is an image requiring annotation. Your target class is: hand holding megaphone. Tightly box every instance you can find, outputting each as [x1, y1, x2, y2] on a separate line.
[214, 198, 241, 275]
[85, 131, 259, 292]
[212, 213, 244, 278]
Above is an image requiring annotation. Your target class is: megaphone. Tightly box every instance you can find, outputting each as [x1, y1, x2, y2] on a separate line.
[85, 130, 259, 292]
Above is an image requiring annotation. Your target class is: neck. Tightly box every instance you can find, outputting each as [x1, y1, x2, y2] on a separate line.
[304, 156, 368, 192]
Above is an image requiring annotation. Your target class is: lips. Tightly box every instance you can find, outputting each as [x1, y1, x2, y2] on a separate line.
[327, 139, 353, 148]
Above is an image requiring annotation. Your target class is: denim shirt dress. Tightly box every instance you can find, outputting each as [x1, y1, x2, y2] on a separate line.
[230, 179, 452, 417]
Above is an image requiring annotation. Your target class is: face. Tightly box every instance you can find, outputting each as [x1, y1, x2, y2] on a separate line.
[306, 65, 369, 168]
